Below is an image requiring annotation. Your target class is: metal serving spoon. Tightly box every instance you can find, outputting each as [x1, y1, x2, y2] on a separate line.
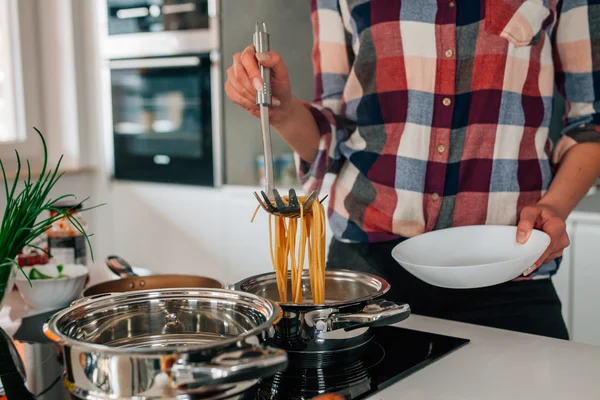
[253, 21, 320, 218]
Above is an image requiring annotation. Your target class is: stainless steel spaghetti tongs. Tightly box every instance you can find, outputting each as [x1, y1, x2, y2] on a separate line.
[252, 21, 321, 218]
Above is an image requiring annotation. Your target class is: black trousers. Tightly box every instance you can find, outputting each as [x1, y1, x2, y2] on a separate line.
[328, 238, 569, 340]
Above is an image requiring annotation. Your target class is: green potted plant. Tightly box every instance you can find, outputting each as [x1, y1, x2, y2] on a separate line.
[0, 127, 98, 308]
[0, 128, 100, 399]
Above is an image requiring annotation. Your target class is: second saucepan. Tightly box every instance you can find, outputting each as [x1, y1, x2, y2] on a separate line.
[83, 256, 224, 296]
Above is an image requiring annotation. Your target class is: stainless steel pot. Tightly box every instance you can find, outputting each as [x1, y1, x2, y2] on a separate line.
[230, 270, 410, 367]
[43, 288, 288, 400]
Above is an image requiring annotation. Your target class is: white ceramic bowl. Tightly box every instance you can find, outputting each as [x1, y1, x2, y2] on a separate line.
[15, 264, 89, 310]
[391, 225, 551, 289]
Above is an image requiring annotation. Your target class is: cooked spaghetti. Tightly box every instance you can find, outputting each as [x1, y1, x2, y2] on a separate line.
[251, 196, 326, 304]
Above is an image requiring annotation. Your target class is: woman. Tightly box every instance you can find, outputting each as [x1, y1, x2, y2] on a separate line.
[225, 0, 600, 339]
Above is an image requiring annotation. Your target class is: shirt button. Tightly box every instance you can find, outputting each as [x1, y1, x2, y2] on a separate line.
[437, 144, 446, 153]
[444, 49, 454, 58]
[432, 193, 440, 201]
[442, 97, 452, 106]
[449, 1, 455, 8]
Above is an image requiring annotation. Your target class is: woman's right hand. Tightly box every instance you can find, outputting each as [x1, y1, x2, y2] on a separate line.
[225, 44, 294, 125]
[225, 44, 321, 163]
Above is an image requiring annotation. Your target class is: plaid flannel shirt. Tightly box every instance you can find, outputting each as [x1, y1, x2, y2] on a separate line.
[295, 0, 600, 279]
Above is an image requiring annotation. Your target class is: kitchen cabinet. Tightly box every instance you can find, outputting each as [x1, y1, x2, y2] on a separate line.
[551, 189, 600, 345]
[569, 221, 600, 345]
[552, 221, 574, 336]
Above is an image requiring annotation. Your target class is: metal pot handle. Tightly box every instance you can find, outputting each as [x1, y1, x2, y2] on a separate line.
[170, 345, 288, 388]
[330, 299, 411, 331]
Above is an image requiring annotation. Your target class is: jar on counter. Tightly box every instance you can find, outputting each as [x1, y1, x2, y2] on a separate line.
[18, 235, 50, 267]
[46, 202, 88, 265]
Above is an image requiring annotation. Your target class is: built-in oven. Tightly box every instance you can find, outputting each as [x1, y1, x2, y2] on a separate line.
[100, 0, 222, 186]
[109, 53, 221, 186]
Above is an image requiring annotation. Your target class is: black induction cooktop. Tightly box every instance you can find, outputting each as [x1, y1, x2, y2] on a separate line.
[258, 326, 470, 399]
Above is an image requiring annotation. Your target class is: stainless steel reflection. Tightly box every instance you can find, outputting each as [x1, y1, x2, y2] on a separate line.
[231, 270, 411, 360]
[43, 289, 287, 399]
[0, 327, 27, 397]
[0, 329, 70, 399]
[330, 298, 409, 330]
[0, 327, 26, 383]
[210, 49, 223, 187]
[233, 269, 391, 307]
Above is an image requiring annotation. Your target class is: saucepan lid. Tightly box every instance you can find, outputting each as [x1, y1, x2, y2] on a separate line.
[231, 269, 391, 308]
[43, 288, 280, 355]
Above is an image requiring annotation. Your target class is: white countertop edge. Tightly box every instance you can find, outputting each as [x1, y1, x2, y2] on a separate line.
[374, 314, 600, 399]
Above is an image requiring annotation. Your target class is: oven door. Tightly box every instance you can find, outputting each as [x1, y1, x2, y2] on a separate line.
[109, 54, 220, 186]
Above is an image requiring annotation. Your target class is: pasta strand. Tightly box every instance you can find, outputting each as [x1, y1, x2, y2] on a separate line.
[252, 195, 326, 304]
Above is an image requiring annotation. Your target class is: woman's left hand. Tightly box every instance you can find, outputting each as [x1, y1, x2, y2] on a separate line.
[516, 204, 570, 276]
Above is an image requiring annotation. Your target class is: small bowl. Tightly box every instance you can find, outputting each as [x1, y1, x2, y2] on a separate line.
[391, 225, 551, 289]
[15, 264, 89, 310]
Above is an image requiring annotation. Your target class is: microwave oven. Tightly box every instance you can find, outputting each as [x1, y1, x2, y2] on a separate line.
[106, 0, 211, 35]
[102, 0, 218, 60]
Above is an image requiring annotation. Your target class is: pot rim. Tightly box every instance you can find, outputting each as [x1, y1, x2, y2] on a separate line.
[43, 288, 280, 355]
[230, 269, 391, 309]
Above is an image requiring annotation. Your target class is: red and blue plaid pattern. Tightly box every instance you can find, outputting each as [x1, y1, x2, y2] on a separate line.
[295, 0, 600, 278]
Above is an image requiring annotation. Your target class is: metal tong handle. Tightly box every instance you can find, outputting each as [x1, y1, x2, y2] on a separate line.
[254, 21, 272, 107]
[254, 21, 274, 199]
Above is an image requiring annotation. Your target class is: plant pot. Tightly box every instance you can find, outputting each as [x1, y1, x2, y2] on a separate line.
[0, 263, 17, 310]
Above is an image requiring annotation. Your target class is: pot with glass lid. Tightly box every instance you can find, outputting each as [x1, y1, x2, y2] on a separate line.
[43, 288, 288, 400]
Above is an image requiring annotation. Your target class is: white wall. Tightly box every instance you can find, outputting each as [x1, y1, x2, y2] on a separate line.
[90, 181, 332, 285]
